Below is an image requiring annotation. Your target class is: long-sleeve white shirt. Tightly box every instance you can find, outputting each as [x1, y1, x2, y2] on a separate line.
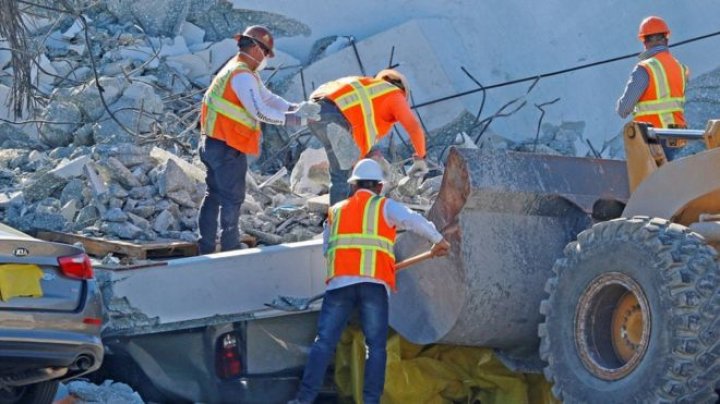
[230, 71, 294, 125]
[323, 189, 444, 293]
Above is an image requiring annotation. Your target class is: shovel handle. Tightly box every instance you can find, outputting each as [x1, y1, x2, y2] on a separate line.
[394, 250, 434, 270]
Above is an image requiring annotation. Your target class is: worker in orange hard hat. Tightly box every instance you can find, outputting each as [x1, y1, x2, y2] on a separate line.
[307, 69, 430, 204]
[197, 25, 320, 254]
[616, 16, 690, 129]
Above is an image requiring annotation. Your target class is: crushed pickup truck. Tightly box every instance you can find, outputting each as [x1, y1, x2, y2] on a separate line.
[95, 241, 329, 403]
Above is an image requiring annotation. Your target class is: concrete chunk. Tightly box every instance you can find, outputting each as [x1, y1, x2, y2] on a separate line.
[49, 155, 91, 179]
[157, 159, 192, 196]
[103, 157, 142, 188]
[289, 147, 329, 196]
[179, 21, 205, 46]
[150, 147, 205, 183]
[83, 162, 108, 196]
[152, 209, 176, 233]
[305, 194, 330, 215]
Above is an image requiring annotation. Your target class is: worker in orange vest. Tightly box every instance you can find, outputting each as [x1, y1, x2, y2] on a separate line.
[616, 16, 689, 129]
[289, 159, 450, 404]
[197, 25, 320, 254]
[308, 69, 430, 204]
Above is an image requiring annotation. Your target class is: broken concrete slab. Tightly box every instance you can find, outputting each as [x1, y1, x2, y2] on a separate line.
[23, 173, 67, 203]
[32, 54, 58, 95]
[49, 155, 91, 179]
[157, 36, 191, 58]
[102, 157, 142, 189]
[111, 81, 164, 133]
[179, 21, 205, 46]
[61, 199, 80, 222]
[83, 162, 108, 196]
[99, 240, 325, 334]
[70, 77, 127, 121]
[103, 207, 129, 223]
[156, 158, 193, 196]
[194, 38, 237, 75]
[150, 147, 205, 183]
[167, 189, 195, 208]
[152, 209, 176, 233]
[37, 101, 81, 147]
[61, 17, 86, 40]
[165, 53, 210, 81]
[60, 179, 86, 205]
[289, 147, 329, 196]
[305, 194, 329, 214]
[102, 221, 143, 240]
[106, 0, 191, 37]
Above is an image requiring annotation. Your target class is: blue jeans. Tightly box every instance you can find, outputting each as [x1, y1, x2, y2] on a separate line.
[308, 100, 352, 205]
[197, 136, 247, 254]
[296, 282, 389, 404]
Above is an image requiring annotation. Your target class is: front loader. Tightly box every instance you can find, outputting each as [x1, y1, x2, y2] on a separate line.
[390, 119, 720, 403]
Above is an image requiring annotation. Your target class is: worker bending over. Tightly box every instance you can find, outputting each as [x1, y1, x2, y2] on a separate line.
[309, 69, 430, 204]
[289, 159, 450, 404]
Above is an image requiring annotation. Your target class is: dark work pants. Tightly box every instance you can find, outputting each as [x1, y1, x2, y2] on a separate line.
[308, 100, 353, 205]
[197, 136, 247, 254]
[295, 283, 389, 404]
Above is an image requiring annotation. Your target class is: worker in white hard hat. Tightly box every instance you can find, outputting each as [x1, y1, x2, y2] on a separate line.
[307, 69, 430, 204]
[289, 159, 450, 404]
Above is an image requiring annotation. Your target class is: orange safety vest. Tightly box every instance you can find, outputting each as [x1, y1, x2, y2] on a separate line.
[326, 191, 398, 290]
[325, 77, 404, 156]
[633, 51, 687, 128]
[200, 58, 262, 155]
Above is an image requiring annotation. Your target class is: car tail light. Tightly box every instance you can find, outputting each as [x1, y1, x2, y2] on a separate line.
[216, 333, 242, 379]
[58, 253, 94, 280]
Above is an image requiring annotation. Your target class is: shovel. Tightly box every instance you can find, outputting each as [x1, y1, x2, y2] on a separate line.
[265, 249, 437, 312]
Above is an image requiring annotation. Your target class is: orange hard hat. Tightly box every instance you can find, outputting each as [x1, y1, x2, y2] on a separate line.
[638, 16, 670, 40]
[235, 25, 275, 57]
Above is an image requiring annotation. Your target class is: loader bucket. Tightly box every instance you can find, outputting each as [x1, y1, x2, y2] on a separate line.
[390, 148, 629, 354]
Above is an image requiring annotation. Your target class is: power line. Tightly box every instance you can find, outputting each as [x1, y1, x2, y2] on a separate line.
[412, 29, 720, 110]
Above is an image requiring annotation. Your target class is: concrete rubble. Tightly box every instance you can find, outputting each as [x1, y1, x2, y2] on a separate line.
[3, 1, 715, 253]
[0, 0, 583, 252]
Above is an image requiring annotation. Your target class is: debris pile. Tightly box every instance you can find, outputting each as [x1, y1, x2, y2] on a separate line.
[0, 1, 589, 248]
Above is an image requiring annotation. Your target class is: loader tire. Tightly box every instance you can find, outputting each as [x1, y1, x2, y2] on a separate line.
[539, 216, 720, 403]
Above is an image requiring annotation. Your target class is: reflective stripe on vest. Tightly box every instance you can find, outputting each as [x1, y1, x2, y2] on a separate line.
[333, 81, 398, 150]
[634, 57, 686, 128]
[327, 195, 394, 278]
[202, 63, 260, 136]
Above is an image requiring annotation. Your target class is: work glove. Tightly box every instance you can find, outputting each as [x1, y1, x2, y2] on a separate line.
[285, 101, 321, 127]
[407, 157, 429, 178]
[285, 110, 320, 127]
[431, 238, 451, 257]
[294, 101, 321, 120]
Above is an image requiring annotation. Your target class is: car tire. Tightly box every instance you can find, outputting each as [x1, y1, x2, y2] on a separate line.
[539, 217, 720, 403]
[0, 381, 59, 404]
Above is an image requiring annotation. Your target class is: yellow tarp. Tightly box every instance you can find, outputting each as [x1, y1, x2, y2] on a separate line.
[335, 325, 558, 404]
[0, 264, 43, 301]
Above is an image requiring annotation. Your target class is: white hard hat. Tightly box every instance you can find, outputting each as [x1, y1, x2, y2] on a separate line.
[347, 159, 384, 183]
